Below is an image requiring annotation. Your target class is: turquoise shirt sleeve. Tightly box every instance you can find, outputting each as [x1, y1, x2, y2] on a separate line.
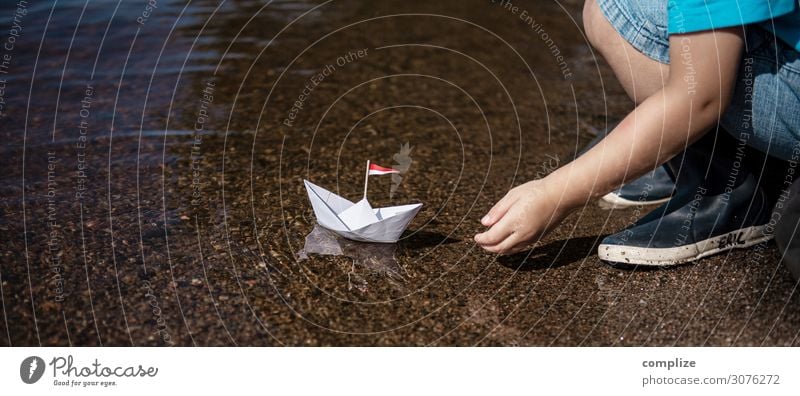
[668, 0, 797, 34]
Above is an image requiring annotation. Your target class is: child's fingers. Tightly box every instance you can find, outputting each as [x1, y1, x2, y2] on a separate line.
[481, 194, 517, 226]
[474, 218, 514, 247]
[482, 232, 520, 254]
[507, 241, 533, 255]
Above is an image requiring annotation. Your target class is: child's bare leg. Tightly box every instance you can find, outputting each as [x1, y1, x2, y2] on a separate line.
[582, 0, 669, 104]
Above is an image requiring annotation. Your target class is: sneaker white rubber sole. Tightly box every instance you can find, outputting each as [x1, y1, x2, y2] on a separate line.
[598, 225, 773, 266]
[599, 192, 672, 209]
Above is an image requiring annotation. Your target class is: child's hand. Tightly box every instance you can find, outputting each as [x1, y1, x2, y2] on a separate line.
[474, 177, 568, 254]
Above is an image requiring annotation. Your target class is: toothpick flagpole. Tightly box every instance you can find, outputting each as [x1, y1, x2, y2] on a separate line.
[363, 160, 370, 200]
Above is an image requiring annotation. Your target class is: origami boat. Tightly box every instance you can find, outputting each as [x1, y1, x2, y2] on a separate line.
[303, 179, 422, 243]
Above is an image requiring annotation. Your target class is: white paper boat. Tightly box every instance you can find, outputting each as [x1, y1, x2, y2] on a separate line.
[304, 179, 422, 243]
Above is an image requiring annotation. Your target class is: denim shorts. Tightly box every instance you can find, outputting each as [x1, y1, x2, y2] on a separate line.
[597, 0, 800, 162]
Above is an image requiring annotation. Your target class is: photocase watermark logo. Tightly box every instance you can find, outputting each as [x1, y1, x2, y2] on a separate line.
[16, 355, 159, 388]
[20, 356, 45, 384]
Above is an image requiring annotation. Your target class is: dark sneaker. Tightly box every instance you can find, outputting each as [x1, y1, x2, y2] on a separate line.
[600, 165, 674, 209]
[775, 177, 800, 281]
[598, 129, 774, 266]
[579, 128, 675, 208]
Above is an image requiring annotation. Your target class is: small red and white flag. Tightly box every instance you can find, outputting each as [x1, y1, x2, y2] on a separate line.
[368, 163, 400, 176]
[362, 160, 400, 199]
[364, 161, 400, 199]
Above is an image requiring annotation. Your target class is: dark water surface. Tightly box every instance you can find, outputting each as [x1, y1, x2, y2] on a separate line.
[0, 0, 797, 346]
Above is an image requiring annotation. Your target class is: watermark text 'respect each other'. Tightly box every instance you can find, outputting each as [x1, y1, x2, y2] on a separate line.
[283, 48, 369, 128]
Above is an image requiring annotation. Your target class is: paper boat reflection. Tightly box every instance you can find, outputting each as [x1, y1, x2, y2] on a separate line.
[304, 179, 422, 243]
[296, 225, 407, 293]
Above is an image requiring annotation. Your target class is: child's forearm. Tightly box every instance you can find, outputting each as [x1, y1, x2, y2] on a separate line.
[542, 28, 744, 212]
[543, 85, 717, 210]
[475, 30, 744, 254]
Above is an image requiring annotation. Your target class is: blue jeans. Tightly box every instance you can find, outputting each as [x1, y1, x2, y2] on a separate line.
[598, 0, 800, 162]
